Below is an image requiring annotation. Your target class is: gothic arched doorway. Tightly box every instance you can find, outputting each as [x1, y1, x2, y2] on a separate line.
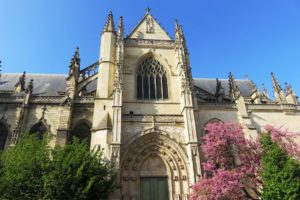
[0, 122, 9, 150]
[121, 129, 189, 200]
[29, 121, 48, 140]
[70, 123, 91, 147]
[140, 155, 169, 200]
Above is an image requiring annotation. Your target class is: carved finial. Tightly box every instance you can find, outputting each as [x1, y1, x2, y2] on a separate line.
[262, 83, 269, 98]
[103, 11, 115, 33]
[271, 72, 282, 93]
[146, 7, 151, 14]
[15, 71, 26, 92]
[25, 79, 33, 94]
[215, 78, 225, 102]
[284, 82, 293, 96]
[228, 72, 241, 100]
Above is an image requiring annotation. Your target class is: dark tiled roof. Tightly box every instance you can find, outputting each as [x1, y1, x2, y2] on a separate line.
[193, 78, 253, 97]
[0, 74, 253, 97]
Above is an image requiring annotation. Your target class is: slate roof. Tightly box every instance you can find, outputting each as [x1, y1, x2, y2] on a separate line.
[193, 78, 253, 97]
[0, 73, 253, 97]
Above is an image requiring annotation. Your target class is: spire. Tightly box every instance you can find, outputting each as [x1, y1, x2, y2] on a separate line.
[262, 83, 269, 98]
[175, 20, 185, 40]
[68, 47, 80, 80]
[271, 72, 287, 103]
[117, 16, 124, 38]
[228, 72, 241, 100]
[69, 47, 80, 68]
[103, 11, 115, 33]
[271, 72, 282, 93]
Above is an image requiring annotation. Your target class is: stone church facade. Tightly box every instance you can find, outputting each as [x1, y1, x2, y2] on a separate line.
[0, 9, 299, 200]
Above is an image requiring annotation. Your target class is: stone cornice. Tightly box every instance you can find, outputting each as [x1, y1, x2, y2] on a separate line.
[123, 114, 184, 124]
[247, 103, 298, 112]
[125, 38, 175, 49]
[197, 103, 237, 110]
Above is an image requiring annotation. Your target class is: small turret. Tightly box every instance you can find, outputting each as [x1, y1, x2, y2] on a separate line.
[97, 11, 117, 98]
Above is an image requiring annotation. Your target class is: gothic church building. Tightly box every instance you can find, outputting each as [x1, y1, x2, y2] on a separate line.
[0, 9, 299, 200]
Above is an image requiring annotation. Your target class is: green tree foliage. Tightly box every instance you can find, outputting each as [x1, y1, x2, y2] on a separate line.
[0, 134, 50, 200]
[43, 138, 116, 200]
[260, 133, 300, 200]
[0, 136, 116, 200]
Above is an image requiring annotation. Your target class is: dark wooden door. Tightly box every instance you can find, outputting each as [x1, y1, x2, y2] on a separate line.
[140, 177, 169, 200]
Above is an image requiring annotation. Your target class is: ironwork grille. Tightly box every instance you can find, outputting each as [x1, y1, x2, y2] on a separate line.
[137, 57, 168, 100]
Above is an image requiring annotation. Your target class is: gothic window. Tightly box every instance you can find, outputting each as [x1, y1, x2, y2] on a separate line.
[29, 121, 47, 140]
[71, 123, 91, 146]
[0, 122, 8, 150]
[137, 57, 168, 100]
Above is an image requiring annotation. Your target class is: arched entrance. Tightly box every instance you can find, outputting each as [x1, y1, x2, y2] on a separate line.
[121, 128, 189, 200]
[140, 155, 169, 200]
[0, 122, 9, 150]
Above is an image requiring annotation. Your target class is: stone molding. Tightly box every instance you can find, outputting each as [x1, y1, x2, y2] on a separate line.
[123, 114, 184, 124]
[125, 38, 175, 49]
[0, 95, 95, 104]
[198, 102, 237, 109]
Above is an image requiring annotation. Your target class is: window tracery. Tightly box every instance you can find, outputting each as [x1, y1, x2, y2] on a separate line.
[137, 57, 168, 100]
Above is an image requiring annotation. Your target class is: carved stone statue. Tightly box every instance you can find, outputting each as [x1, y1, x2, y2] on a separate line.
[14, 71, 26, 93]
[146, 16, 154, 33]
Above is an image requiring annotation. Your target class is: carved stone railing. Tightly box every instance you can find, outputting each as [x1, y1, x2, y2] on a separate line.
[247, 103, 298, 112]
[74, 96, 95, 104]
[125, 38, 175, 49]
[0, 95, 24, 103]
[247, 104, 281, 110]
[78, 61, 99, 83]
[123, 114, 184, 123]
[30, 96, 65, 104]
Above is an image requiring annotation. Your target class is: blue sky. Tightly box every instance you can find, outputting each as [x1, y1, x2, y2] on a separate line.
[0, 0, 300, 96]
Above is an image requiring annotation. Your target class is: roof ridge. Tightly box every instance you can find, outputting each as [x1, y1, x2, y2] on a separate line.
[2, 73, 67, 76]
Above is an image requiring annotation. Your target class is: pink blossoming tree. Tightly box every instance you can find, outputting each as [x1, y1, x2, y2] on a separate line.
[190, 122, 261, 200]
[190, 121, 300, 200]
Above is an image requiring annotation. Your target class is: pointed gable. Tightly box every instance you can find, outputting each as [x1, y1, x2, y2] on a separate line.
[128, 11, 172, 40]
